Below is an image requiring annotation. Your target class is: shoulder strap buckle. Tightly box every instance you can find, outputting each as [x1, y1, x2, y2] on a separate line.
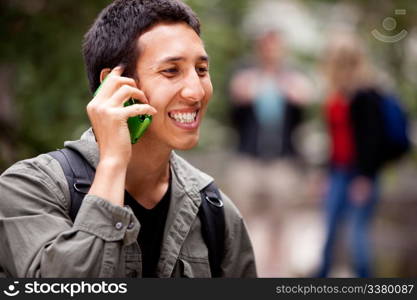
[204, 195, 224, 208]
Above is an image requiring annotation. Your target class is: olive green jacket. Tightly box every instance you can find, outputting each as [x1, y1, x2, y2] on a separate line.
[0, 129, 257, 278]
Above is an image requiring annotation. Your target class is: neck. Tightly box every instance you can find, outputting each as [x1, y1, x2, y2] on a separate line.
[125, 136, 171, 208]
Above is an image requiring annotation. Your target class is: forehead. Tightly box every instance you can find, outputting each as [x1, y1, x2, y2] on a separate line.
[137, 22, 207, 64]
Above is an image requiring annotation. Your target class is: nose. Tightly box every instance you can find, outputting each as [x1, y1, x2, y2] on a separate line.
[180, 70, 206, 103]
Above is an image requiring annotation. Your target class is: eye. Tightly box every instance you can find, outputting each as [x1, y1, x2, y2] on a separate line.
[161, 68, 179, 77]
[196, 66, 209, 76]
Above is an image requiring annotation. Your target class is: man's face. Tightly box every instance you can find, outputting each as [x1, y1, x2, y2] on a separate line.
[134, 22, 213, 150]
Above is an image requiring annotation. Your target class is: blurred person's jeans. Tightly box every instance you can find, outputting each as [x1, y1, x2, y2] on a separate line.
[318, 167, 379, 278]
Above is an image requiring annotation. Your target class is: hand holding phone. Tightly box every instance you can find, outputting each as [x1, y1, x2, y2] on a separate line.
[87, 66, 156, 166]
[93, 70, 153, 144]
[123, 98, 152, 144]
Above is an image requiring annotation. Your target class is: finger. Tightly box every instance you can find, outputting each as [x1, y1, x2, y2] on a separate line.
[95, 76, 138, 100]
[110, 65, 125, 76]
[109, 85, 149, 106]
[93, 65, 125, 97]
[97, 65, 123, 91]
[94, 64, 134, 98]
[121, 104, 157, 118]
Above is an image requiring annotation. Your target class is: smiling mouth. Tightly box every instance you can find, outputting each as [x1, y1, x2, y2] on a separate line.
[168, 109, 199, 124]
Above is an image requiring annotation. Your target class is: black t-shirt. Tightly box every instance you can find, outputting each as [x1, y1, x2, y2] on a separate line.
[124, 185, 171, 277]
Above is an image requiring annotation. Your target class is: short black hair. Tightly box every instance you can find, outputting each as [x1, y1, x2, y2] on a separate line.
[82, 0, 200, 93]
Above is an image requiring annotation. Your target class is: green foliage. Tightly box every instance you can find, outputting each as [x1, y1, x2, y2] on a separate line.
[0, 0, 111, 160]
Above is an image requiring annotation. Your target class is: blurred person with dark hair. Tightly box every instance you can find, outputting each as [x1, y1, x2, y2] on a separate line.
[316, 32, 407, 277]
[227, 30, 311, 276]
[0, 0, 256, 278]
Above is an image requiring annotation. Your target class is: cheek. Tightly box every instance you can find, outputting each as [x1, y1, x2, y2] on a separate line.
[146, 92, 173, 128]
[145, 89, 169, 113]
[150, 102, 166, 127]
[204, 79, 213, 103]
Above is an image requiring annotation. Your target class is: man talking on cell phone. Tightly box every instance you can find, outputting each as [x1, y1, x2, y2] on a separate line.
[0, 0, 257, 278]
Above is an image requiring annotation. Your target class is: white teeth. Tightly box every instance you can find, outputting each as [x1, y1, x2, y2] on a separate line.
[170, 111, 197, 123]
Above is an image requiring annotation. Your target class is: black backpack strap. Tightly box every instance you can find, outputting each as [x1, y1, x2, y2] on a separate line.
[198, 182, 225, 277]
[48, 148, 95, 222]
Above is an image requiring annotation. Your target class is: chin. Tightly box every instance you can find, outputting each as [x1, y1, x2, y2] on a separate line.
[172, 136, 199, 150]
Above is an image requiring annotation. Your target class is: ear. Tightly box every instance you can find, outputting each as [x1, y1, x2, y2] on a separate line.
[100, 68, 112, 83]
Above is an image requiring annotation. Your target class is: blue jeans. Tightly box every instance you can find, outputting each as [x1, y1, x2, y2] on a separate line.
[317, 167, 379, 277]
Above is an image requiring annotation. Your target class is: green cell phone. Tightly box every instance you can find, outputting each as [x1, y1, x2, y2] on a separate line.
[123, 98, 152, 144]
[94, 79, 152, 144]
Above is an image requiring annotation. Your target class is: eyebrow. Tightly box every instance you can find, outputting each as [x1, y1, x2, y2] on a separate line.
[158, 55, 209, 64]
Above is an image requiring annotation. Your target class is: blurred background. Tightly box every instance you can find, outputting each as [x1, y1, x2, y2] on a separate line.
[1, 0, 416, 277]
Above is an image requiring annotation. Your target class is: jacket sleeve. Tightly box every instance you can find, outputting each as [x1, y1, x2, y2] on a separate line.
[0, 154, 139, 277]
[220, 192, 257, 278]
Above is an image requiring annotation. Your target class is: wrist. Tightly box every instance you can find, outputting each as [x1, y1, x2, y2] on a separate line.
[89, 158, 128, 207]
[98, 156, 129, 170]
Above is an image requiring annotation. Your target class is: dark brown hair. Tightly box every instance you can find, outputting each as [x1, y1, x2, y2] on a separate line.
[82, 0, 200, 93]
